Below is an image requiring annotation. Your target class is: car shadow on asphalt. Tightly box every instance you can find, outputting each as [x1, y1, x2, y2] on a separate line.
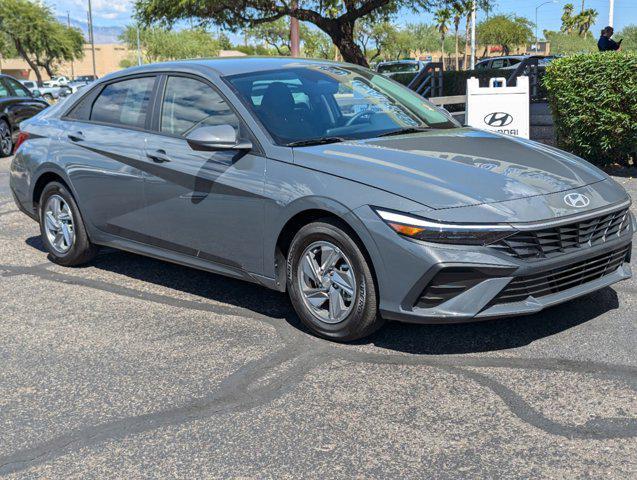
[25, 235, 621, 355]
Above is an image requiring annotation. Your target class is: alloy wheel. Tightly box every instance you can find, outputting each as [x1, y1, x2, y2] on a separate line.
[43, 194, 75, 253]
[297, 240, 357, 324]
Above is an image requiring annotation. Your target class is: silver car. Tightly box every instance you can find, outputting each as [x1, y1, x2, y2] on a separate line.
[10, 58, 635, 341]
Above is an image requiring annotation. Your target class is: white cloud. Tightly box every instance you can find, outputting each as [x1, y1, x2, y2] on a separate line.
[51, 0, 133, 24]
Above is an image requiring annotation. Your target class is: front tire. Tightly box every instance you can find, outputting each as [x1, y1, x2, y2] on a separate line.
[287, 219, 383, 341]
[38, 182, 98, 266]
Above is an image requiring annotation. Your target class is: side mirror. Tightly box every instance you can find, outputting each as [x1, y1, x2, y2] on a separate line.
[32, 89, 42, 97]
[186, 125, 252, 151]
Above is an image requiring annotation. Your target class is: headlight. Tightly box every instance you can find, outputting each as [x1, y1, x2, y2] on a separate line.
[374, 209, 516, 246]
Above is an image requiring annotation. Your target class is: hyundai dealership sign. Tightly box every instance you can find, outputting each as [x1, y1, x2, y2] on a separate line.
[466, 76, 530, 139]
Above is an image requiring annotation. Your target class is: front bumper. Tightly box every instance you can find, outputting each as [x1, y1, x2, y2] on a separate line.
[354, 205, 635, 324]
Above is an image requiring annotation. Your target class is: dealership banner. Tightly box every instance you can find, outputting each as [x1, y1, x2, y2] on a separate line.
[466, 76, 530, 139]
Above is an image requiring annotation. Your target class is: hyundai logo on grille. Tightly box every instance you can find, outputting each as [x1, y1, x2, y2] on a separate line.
[563, 193, 590, 208]
[483, 112, 513, 127]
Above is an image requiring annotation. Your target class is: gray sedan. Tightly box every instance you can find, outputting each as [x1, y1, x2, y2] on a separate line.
[9, 58, 635, 341]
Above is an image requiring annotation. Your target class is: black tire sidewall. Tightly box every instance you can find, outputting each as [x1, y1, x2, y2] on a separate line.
[38, 182, 96, 266]
[287, 221, 381, 341]
[0, 120, 12, 157]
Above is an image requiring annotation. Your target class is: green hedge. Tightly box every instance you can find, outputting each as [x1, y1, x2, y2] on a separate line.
[543, 52, 637, 167]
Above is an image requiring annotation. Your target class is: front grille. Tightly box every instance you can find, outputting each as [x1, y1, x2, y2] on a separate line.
[490, 208, 630, 260]
[416, 268, 487, 309]
[493, 245, 631, 305]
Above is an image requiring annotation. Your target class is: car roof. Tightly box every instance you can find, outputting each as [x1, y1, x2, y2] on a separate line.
[100, 56, 356, 82]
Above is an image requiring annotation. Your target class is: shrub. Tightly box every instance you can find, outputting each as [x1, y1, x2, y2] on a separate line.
[543, 52, 637, 167]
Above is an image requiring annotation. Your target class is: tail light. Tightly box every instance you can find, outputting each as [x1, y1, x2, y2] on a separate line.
[13, 131, 30, 153]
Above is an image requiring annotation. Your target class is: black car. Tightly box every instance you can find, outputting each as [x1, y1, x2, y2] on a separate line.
[0, 74, 48, 157]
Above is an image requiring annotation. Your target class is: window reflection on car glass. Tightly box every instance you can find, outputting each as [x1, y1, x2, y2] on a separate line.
[5, 78, 31, 97]
[90, 76, 154, 128]
[227, 66, 456, 145]
[161, 76, 240, 136]
[0, 82, 8, 98]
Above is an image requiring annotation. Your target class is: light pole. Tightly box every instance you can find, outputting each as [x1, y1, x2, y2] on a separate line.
[609, 0, 614, 27]
[87, 0, 97, 78]
[535, 0, 557, 52]
[470, 1, 476, 69]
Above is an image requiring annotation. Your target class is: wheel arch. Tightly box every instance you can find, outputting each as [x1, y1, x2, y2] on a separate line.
[270, 198, 384, 294]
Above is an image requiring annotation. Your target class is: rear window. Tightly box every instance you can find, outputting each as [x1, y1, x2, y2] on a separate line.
[90, 76, 155, 128]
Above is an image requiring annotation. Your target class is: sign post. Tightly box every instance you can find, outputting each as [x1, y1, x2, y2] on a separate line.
[466, 76, 530, 139]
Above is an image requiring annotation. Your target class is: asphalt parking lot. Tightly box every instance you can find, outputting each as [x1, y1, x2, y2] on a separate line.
[0, 155, 636, 478]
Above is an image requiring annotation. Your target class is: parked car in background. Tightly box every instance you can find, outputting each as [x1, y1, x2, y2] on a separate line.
[43, 76, 71, 88]
[376, 60, 425, 78]
[9, 58, 635, 340]
[73, 75, 98, 83]
[19, 80, 64, 103]
[0, 74, 48, 156]
[475, 55, 557, 70]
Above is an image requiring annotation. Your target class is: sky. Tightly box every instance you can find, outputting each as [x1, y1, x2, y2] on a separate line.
[51, 0, 637, 34]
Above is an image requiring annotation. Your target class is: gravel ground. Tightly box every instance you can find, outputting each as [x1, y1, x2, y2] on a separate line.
[0, 156, 636, 479]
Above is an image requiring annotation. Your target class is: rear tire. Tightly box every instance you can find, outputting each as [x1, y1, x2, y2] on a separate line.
[38, 181, 98, 266]
[287, 219, 383, 341]
[0, 119, 12, 157]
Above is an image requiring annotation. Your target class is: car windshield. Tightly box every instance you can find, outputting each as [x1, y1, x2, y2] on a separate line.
[226, 65, 457, 146]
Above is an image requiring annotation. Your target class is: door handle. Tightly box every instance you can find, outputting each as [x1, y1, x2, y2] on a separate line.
[68, 131, 84, 142]
[146, 149, 171, 163]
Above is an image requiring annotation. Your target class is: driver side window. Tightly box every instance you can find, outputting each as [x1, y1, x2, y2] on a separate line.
[160, 76, 239, 136]
[5, 78, 31, 97]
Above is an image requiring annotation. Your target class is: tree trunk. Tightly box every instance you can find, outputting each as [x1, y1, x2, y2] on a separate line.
[454, 29, 459, 70]
[440, 37, 445, 69]
[463, 14, 470, 70]
[328, 20, 369, 67]
[42, 62, 55, 78]
[13, 40, 43, 85]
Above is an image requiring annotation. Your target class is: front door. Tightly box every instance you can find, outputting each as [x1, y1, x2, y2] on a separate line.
[142, 75, 266, 274]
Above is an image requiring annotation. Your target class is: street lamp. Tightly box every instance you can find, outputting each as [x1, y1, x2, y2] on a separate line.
[535, 0, 557, 52]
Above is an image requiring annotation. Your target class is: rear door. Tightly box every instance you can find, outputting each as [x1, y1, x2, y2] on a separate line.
[59, 75, 157, 237]
[142, 74, 266, 273]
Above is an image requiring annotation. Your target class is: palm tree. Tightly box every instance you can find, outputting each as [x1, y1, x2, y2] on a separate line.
[561, 3, 576, 34]
[435, 8, 452, 69]
[576, 8, 598, 37]
[452, 2, 466, 70]
[463, 0, 474, 70]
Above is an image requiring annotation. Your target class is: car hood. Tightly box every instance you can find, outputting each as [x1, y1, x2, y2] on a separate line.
[292, 128, 607, 210]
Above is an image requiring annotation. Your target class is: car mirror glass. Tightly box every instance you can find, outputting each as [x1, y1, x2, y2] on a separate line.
[32, 89, 41, 97]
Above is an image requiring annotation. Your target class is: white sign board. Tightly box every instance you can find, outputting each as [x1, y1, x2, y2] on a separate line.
[466, 76, 530, 139]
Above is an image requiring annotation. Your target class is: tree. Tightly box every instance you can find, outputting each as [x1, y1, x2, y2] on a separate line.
[561, 3, 576, 34]
[120, 26, 220, 63]
[476, 14, 533, 56]
[434, 8, 451, 68]
[574, 8, 597, 38]
[246, 18, 293, 55]
[451, 1, 466, 70]
[37, 23, 84, 78]
[134, 0, 441, 67]
[302, 27, 333, 59]
[0, 0, 84, 84]
[543, 30, 596, 54]
[617, 25, 637, 51]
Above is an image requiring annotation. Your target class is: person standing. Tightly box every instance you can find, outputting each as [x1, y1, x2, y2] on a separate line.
[598, 26, 622, 51]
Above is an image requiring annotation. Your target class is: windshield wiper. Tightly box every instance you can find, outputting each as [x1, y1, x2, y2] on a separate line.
[377, 127, 432, 138]
[286, 136, 347, 147]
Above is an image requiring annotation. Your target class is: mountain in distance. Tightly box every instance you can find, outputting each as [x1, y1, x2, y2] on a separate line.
[57, 16, 125, 44]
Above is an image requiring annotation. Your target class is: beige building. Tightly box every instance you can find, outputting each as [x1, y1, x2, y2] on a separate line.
[0, 45, 247, 81]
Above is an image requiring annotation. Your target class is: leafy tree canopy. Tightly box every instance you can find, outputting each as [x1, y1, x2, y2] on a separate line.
[476, 14, 533, 56]
[544, 30, 596, 55]
[0, 0, 84, 83]
[120, 26, 220, 63]
[134, 0, 443, 66]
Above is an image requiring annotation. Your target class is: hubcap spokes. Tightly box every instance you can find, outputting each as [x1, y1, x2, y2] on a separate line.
[44, 195, 75, 253]
[298, 241, 356, 324]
